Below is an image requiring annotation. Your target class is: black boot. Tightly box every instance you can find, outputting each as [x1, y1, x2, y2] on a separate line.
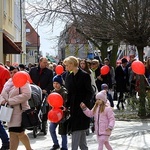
[116, 104, 120, 110]
[122, 103, 124, 110]
[0, 145, 9, 150]
[50, 145, 60, 150]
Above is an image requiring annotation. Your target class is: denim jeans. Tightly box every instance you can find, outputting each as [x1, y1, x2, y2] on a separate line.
[49, 122, 67, 149]
[0, 121, 9, 147]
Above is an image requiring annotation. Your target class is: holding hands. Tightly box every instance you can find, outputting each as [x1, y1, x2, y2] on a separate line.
[80, 102, 87, 110]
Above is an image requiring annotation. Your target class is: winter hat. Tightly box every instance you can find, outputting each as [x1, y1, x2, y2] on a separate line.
[101, 83, 108, 90]
[53, 75, 63, 85]
[121, 58, 128, 64]
[96, 90, 107, 103]
[9, 66, 19, 71]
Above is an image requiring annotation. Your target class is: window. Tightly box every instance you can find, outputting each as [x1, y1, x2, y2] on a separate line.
[29, 50, 34, 56]
[3, 0, 7, 16]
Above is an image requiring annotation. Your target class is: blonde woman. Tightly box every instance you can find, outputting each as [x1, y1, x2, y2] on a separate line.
[63, 56, 93, 150]
[80, 90, 115, 150]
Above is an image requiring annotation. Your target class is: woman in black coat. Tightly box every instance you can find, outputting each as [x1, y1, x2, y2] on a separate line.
[63, 56, 93, 150]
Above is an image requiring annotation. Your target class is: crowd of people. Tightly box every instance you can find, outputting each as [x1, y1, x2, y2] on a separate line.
[0, 55, 149, 150]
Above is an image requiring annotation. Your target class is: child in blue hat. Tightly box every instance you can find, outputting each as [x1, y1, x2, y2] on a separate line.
[49, 75, 68, 150]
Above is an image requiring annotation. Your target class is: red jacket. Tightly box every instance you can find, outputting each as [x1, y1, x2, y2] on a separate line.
[0, 66, 10, 93]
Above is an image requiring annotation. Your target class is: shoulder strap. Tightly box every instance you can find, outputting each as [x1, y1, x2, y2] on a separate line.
[19, 88, 22, 110]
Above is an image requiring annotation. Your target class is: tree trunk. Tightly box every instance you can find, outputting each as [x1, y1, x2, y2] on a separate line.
[100, 41, 108, 61]
[146, 90, 150, 116]
[137, 46, 146, 117]
[111, 44, 118, 68]
[138, 75, 146, 117]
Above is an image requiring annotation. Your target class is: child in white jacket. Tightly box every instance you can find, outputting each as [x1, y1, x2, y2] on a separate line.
[80, 90, 115, 150]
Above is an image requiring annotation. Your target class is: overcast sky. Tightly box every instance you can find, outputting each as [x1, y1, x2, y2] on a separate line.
[25, 1, 65, 57]
[29, 20, 65, 57]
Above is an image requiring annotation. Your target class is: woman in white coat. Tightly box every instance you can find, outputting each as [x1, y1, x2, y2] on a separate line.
[0, 66, 33, 150]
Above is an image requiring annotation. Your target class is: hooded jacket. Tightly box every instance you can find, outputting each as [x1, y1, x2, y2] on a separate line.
[83, 106, 115, 136]
[0, 78, 31, 127]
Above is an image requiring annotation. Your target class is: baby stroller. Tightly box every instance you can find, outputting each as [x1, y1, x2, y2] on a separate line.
[28, 84, 48, 138]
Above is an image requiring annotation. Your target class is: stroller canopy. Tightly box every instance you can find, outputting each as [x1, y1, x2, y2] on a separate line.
[29, 84, 43, 107]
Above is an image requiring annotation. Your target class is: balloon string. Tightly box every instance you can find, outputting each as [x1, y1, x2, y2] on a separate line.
[143, 74, 150, 86]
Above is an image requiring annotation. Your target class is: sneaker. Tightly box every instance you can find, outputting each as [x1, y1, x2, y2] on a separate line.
[0, 145, 9, 150]
[50, 145, 60, 150]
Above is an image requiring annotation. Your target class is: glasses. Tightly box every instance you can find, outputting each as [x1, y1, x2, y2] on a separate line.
[91, 63, 96, 65]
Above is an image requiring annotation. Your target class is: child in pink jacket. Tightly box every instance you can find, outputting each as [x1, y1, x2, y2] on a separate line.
[80, 90, 115, 150]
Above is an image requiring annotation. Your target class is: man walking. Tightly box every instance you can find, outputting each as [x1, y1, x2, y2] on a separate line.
[29, 57, 53, 121]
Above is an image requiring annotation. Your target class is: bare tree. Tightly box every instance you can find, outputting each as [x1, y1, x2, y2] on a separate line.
[26, 0, 150, 116]
[26, 0, 149, 57]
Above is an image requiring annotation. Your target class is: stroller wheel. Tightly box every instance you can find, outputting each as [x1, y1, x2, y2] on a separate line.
[42, 121, 48, 135]
[33, 126, 37, 138]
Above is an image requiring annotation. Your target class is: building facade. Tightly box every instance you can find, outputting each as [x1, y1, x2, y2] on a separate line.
[0, 0, 26, 65]
[26, 20, 40, 65]
[58, 24, 97, 60]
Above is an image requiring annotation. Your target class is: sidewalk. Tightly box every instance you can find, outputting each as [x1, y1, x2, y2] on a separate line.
[1, 101, 150, 150]
[17, 120, 150, 150]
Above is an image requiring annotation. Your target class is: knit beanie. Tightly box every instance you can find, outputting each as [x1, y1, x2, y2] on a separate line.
[101, 83, 108, 90]
[53, 75, 63, 85]
[96, 90, 107, 103]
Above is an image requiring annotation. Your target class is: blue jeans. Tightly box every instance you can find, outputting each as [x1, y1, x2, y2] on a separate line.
[49, 122, 67, 149]
[0, 121, 9, 147]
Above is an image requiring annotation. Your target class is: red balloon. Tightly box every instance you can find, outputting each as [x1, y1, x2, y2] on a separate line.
[47, 92, 63, 107]
[12, 71, 28, 87]
[101, 65, 110, 75]
[131, 61, 145, 75]
[55, 65, 64, 75]
[22, 71, 33, 84]
[48, 108, 63, 123]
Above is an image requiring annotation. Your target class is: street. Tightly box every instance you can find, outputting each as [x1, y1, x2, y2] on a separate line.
[1, 102, 150, 150]
[15, 120, 150, 150]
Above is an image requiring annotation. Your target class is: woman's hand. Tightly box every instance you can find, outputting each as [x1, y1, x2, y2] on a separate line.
[1, 99, 7, 105]
[97, 75, 103, 81]
[80, 102, 87, 110]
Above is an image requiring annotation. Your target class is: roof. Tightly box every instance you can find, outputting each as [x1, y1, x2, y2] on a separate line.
[26, 20, 40, 47]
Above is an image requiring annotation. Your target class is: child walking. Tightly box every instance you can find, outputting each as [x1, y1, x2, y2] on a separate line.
[80, 90, 115, 150]
[49, 75, 68, 150]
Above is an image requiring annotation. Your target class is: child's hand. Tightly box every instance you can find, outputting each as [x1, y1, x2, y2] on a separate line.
[80, 102, 87, 110]
[106, 128, 112, 132]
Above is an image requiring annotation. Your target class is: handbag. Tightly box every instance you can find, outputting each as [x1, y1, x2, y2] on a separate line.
[0, 103, 13, 122]
[21, 108, 40, 129]
[19, 88, 40, 129]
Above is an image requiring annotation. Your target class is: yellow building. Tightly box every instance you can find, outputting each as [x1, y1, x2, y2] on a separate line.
[0, 0, 26, 65]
